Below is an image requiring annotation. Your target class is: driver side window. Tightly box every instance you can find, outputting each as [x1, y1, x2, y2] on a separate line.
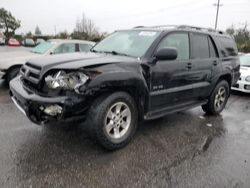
[158, 33, 190, 60]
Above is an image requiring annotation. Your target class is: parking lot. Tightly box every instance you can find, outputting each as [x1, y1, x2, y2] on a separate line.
[0, 46, 250, 188]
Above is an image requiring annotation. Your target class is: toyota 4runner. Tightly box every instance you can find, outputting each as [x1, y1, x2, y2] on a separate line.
[10, 25, 240, 150]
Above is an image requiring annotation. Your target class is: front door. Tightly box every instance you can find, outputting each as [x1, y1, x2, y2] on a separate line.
[149, 32, 193, 110]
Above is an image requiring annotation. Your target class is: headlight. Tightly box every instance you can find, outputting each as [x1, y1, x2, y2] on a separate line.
[246, 76, 250, 82]
[45, 71, 89, 90]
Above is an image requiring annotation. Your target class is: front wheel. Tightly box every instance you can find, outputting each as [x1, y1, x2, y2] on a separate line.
[6, 67, 21, 84]
[86, 92, 138, 150]
[202, 80, 229, 115]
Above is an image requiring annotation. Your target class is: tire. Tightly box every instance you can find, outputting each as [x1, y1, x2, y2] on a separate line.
[6, 67, 20, 84]
[86, 92, 138, 150]
[202, 80, 229, 115]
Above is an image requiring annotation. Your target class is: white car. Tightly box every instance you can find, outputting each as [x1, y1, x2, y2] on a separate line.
[0, 39, 95, 83]
[232, 54, 250, 93]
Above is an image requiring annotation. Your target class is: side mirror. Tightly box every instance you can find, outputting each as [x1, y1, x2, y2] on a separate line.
[154, 47, 178, 61]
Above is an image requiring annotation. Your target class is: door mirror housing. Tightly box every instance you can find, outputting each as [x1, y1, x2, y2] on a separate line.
[154, 47, 178, 61]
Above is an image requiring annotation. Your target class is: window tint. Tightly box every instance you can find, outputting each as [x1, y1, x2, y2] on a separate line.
[158, 33, 189, 60]
[217, 36, 238, 57]
[208, 37, 218, 58]
[192, 34, 209, 59]
[54, 43, 76, 54]
[79, 43, 93, 52]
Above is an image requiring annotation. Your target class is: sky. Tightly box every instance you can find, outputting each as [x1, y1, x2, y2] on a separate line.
[1, 0, 250, 35]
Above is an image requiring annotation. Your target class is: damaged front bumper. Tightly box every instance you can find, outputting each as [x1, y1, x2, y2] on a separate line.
[9, 76, 88, 125]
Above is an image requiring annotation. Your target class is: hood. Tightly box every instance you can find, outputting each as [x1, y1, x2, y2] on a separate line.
[27, 52, 140, 74]
[0, 50, 40, 70]
[240, 66, 250, 77]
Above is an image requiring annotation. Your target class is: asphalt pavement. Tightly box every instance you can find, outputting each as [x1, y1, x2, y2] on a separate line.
[1, 80, 250, 188]
[0, 46, 250, 187]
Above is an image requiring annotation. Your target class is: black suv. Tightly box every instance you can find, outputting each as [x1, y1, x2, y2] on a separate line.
[10, 25, 240, 150]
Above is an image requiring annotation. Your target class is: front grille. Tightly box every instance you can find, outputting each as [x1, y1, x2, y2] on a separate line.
[20, 62, 42, 84]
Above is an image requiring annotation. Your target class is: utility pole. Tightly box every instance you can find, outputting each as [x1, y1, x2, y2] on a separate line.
[54, 25, 57, 37]
[213, 0, 223, 30]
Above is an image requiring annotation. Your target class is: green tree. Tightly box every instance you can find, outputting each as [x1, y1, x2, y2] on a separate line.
[35, 26, 42, 35]
[226, 23, 250, 53]
[0, 8, 21, 42]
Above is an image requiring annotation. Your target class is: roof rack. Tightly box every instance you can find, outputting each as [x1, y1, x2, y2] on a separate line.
[177, 25, 224, 34]
[133, 25, 224, 34]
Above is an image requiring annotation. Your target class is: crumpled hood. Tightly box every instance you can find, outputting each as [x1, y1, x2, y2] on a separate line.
[27, 52, 140, 74]
[0, 50, 40, 70]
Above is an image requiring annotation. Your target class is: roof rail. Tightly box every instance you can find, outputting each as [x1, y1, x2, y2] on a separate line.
[133, 25, 224, 34]
[177, 25, 223, 34]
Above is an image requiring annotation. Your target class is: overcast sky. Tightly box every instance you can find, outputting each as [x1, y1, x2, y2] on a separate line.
[1, 0, 250, 35]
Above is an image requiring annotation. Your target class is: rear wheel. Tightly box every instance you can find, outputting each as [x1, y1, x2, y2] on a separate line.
[86, 92, 138, 150]
[202, 80, 229, 115]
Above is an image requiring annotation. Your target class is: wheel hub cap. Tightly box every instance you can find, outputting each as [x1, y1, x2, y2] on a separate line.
[214, 87, 226, 110]
[105, 102, 131, 139]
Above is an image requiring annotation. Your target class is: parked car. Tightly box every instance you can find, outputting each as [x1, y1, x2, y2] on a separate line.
[9, 25, 240, 150]
[35, 38, 45, 45]
[0, 39, 95, 83]
[7, 38, 20, 46]
[22, 38, 36, 47]
[232, 53, 250, 93]
[0, 37, 5, 45]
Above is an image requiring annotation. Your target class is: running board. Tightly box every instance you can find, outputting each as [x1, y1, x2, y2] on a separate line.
[144, 100, 208, 120]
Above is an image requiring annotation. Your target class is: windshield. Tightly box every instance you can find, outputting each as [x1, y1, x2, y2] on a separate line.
[92, 30, 160, 57]
[31, 41, 54, 54]
[240, 55, 250, 67]
[10, 38, 17, 42]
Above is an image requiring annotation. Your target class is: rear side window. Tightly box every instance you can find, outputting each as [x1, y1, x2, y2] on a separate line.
[192, 34, 209, 59]
[54, 43, 76, 54]
[208, 37, 218, 58]
[158, 33, 189, 60]
[79, 43, 93, 52]
[216, 36, 238, 57]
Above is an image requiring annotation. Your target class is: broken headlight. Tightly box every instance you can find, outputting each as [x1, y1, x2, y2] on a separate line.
[45, 71, 89, 90]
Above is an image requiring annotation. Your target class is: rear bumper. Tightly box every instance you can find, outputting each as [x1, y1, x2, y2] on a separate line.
[9, 76, 88, 124]
[232, 80, 250, 93]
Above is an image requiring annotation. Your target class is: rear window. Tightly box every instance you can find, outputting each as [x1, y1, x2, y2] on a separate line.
[216, 36, 238, 57]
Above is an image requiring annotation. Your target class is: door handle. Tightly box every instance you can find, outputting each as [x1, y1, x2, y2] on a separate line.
[213, 60, 218, 66]
[186, 62, 192, 69]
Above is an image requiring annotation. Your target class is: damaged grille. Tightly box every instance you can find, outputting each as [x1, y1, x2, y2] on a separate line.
[20, 62, 42, 84]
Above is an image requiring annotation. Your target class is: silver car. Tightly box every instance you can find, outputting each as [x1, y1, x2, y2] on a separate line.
[0, 39, 95, 83]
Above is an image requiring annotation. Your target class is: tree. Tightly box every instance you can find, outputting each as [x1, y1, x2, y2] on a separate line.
[73, 13, 98, 40]
[25, 31, 32, 38]
[57, 30, 69, 39]
[35, 26, 42, 35]
[226, 23, 250, 53]
[0, 8, 21, 42]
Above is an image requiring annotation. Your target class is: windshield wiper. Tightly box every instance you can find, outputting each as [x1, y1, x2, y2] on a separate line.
[103, 50, 132, 57]
[91, 49, 132, 57]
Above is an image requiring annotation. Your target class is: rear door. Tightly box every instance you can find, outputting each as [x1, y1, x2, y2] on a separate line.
[188, 33, 219, 98]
